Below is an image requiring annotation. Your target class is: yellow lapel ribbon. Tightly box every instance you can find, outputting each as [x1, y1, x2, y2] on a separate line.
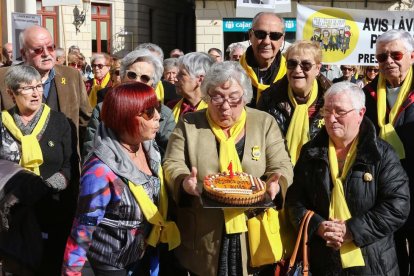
[155, 81, 165, 104]
[240, 53, 286, 103]
[328, 138, 365, 268]
[376, 67, 412, 159]
[172, 99, 208, 123]
[1, 104, 51, 176]
[128, 166, 180, 250]
[89, 72, 111, 108]
[206, 108, 247, 234]
[285, 80, 318, 165]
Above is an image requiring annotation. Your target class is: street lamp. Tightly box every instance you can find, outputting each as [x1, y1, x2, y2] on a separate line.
[73, 0, 90, 34]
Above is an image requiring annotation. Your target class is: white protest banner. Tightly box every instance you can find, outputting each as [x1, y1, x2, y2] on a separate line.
[11, 12, 41, 61]
[296, 3, 414, 65]
[236, 0, 291, 17]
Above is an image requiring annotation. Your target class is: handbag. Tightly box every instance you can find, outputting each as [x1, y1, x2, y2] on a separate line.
[275, 210, 314, 276]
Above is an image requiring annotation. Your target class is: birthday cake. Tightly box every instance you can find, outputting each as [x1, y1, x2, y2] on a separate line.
[203, 172, 266, 206]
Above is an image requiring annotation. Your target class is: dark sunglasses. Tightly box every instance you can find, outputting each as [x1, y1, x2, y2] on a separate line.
[111, 69, 120, 76]
[341, 67, 354, 71]
[366, 68, 379, 73]
[286, 59, 315, 72]
[126, 71, 151, 84]
[92, 64, 108, 69]
[376, 51, 406, 63]
[30, 44, 56, 56]
[69, 62, 82, 68]
[251, 29, 284, 41]
[140, 104, 161, 120]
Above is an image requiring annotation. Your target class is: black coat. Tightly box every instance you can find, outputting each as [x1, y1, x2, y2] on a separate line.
[286, 117, 410, 275]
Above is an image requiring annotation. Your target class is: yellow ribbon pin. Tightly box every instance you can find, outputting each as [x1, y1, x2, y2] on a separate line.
[251, 146, 261, 161]
[317, 118, 325, 128]
[61, 78, 66, 85]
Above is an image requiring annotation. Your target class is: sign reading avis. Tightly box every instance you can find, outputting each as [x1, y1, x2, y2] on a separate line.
[297, 4, 414, 65]
[223, 18, 296, 32]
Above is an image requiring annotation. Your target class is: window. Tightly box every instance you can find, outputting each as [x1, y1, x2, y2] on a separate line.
[91, 3, 111, 53]
[36, 0, 59, 45]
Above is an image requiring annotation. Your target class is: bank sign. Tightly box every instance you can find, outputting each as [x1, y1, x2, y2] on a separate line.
[223, 18, 296, 32]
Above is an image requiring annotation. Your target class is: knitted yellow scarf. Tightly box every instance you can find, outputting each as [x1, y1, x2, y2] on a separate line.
[286, 80, 318, 165]
[206, 108, 248, 234]
[1, 104, 51, 175]
[155, 81, 164, 104]
[172, 99, 208, 123]
[328, 138, 365, 268]
[89, 72, 111, 108]
[128, 166, 180, 250]
[376, 67, 413, 159]
[240, 53, 286, 103]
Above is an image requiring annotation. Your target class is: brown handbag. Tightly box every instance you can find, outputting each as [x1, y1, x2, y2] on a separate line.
[275, 210, 314, 276]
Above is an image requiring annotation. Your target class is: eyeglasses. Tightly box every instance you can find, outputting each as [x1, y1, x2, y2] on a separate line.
[251, 29, 284, 41]
[366, 68, 379, 73]
[126, 71, 152, 84]
[287, 59, 315, 72]
[139, 104, 161, 120]
[29, 44, 56, 56]
[208, 93, 244, 106]
[16, 84, 44, 95]
[375, 51, 407, 63]
[320, 108, 355, 118]
[69, 62, 82, 69]
[92, 64, 108, 69]
[341, 67, 354, 71]
[111, 69, 120, 76]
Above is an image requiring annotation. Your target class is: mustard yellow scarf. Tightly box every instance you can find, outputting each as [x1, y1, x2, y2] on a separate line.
[286, 80, 318, 165]
[1, 104, 51, 175]
[206, 108, 248, 234]
[328, 138, 365, 268]
[240, 53, 286, 103]
[128, 166, 180, 250]
[155, 81, 164, 104]
[89, 72, 111, 108]
[172, 99, 208, 123]
[377, 67, 413, 159]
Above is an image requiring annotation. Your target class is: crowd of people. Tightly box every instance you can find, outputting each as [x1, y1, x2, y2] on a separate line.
[0, 10, 413, 276]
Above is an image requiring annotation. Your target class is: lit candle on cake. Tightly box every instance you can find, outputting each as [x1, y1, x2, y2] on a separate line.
[227, 161, 234, 178]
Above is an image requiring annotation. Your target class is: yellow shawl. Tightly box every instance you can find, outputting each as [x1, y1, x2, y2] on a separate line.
[89, 73, 111, 108]
[155, 81, 165, 104]
[172, 99, 208, 123]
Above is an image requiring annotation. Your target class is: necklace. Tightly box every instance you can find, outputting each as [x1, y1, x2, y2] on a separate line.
[120, 142, 139, 157]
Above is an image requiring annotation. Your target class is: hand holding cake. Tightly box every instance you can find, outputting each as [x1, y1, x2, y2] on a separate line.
[182, 167, 200, 196]
[266, 173, 282, 200]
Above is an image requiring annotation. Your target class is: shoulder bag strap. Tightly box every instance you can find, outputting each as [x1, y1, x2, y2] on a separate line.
[302, 211, 314, 276]
[288, 210, 313, 270]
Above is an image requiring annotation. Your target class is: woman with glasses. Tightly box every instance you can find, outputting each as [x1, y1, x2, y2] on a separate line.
[85, 53, 113, 108]
[258, 40, 331, 165]
[62, 82, 179, 275]
[0, 65, 75, 275]
[333, 65, 358, 83]
[163, 61, 293, 276]
[356, 66, 380, 88]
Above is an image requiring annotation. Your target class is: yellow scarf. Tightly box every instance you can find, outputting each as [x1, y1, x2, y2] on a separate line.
[286, 80, 318, 165]
[328, 138, 365, 268]
[240, 53, 286, 103]
[172, 99, 208, 123]
[155, 82, 165, 104]
[128, 166, 180, 250]
[206, 108, 247, 234]
[376, 67, 413, 159]
[89, 72, 111, 108]
[1, 104, 51, 175]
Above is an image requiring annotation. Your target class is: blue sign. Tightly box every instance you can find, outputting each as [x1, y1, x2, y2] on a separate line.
[223, 18, 296, 33]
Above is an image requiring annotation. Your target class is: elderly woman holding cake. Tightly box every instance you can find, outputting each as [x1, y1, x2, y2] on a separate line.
[163, 61, 293, 276]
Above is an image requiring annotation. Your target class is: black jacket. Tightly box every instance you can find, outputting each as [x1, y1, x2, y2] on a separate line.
[257, 74, 331, 139]
[286, 117, 410, 275]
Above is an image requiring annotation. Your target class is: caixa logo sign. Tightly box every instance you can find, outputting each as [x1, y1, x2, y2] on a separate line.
[223, 18, 296, 33]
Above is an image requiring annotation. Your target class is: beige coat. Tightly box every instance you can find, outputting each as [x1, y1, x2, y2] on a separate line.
[163, 107, 293, 276]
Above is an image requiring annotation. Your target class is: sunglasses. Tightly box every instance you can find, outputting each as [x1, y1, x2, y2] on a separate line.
[69, 62, 82, 68]
[376, 51, 406, 63]
[92, 64, 108, 69]
[126, 71, 152, 84]
[341, 67, 354, 71]
[30, 44, 56, 56]
[251, 29, 284, 41]
[111, 69, 120, 76]
[286, 59, 315, 72]
[140, 104, 161, 120]
[366, 68, 379, 73]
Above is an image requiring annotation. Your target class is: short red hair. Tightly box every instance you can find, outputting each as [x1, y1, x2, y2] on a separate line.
[101, 81, 158, 137]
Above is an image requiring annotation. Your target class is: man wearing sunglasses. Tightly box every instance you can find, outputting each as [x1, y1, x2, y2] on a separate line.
[0, 25, 92, 155]
[363, 29, 414, 276]
[239, 12, 286, 107]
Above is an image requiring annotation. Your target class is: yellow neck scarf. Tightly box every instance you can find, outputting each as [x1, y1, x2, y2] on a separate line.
[376, 67, 412, 159]
[286, 80, 318, 165]
[89, 73, 111, 108]
[206, 108, 247, 234]
[128, 166, 180, 250]
[240, 53, 286, 103]
[155, 81, 165, 104]
[1, 104, 51, 175]
[172, 99, 208, 123]
[328, 138, 365, 268]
